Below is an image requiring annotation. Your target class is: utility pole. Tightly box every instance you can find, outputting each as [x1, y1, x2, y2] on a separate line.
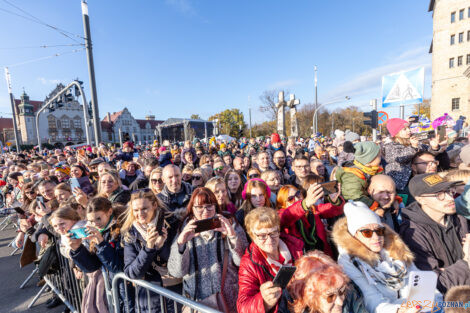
[81, 0, 101, 146]
[4, 68, 21, 151]
[371, 99, 377, 142]
[248, 96, 252, 138]
[314, 66, 318, 134]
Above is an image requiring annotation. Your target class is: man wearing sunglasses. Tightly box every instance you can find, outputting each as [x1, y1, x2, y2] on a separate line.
[400, 173, 470, 293]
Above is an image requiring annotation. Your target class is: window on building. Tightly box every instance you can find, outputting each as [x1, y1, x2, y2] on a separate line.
[459, 32, 464, 43]
[468, 7, 470, 18]
[450, 58, 455, 68]
[468, 30, 470, 41]
[452, 98, 460, 111]
[62, 118, 70, 129]
[451, 34, 455, 45]
[73, 119, 81, 129]
[451, 12, 456, 23]
[460, 9, 464, 20]
[458, 56, 463, 66]
[467, 54, 470, 65]
[48, 116, 56, 129]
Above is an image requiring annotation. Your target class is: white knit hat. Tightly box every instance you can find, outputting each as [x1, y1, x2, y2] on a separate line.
[344, 201, 382, 236]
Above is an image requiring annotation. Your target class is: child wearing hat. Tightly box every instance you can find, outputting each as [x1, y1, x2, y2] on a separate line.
[335, 141, 383, 210]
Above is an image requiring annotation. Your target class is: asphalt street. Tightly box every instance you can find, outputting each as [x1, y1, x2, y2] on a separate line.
[0, 221, 63, 313]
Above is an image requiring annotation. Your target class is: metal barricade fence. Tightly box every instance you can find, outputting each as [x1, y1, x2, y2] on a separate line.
[29, 236, 86, 313]
[111, 272, 222, 313]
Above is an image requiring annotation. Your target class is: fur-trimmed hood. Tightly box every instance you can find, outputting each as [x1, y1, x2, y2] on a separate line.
[332, 217, 414, 267]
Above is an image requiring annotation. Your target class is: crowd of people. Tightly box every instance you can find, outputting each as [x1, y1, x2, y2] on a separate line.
[2, 116, 470, 313]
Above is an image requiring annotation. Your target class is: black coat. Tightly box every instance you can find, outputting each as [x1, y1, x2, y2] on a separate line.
[400, 201, 470, 293]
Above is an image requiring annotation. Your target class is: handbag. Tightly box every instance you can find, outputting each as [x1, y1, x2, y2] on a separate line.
[20, 236, 37, 268]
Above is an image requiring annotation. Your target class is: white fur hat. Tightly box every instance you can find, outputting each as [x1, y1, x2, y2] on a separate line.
[344, 200, 382, 236]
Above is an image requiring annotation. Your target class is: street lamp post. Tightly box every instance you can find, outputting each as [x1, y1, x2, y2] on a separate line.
[312, 96, 351, 134]
[36, 81, 91, 150]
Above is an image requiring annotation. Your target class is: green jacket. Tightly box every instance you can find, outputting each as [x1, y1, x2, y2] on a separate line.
[335, 166, 374, 207]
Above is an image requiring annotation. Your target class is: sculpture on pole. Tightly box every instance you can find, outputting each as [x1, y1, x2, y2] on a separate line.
[287, 94, 300, 138]
[276, 91, 287, 136]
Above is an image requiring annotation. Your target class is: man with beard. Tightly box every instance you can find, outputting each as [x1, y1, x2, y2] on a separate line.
[367, 174, 401, 230]
[411, 151, 439, 175]
[400, 173, 470, 293]
[272, 150, 291, 184]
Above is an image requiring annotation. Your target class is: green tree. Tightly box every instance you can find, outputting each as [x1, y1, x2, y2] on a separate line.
[209, 109, 247, 138]
[190, 114, 201, 120]
[412, 99, 431, 118]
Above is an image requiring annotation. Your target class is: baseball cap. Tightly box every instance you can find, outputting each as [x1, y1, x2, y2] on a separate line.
[409, 173, 461, 197]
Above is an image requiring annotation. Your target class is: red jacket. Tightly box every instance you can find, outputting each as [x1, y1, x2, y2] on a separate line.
[237, 234, 303, 313]
[278, 199, 344, 257]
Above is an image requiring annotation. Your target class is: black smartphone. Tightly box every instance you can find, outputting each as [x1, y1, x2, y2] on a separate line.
[272, 265, 297, 289]
[193, 217, 221, 233]
[319, 181, 338, 195]
[13, 207, 26, 215]
[155, 210, 165, 235]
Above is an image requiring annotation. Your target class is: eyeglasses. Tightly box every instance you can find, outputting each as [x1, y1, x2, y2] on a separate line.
[357, 227, 385, 238]
[248, 174, 259, 179]
[254, 230, 280, 241]
[294, 165, 310, 170]
[325, 286, 347, 303]
[192, 175, 202, 181]
[214, 166, 224, 171]
[151, 178, 163, 185]
[420, 189, 456, 201]
[287, 190, 302, 202]
[413, 160, 439, 166]
[193, 204, 216, 212]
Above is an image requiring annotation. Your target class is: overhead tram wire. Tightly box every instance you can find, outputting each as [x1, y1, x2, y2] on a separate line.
[0, 2, 85, 44]
[2, 47, 86, 68]
[0, 43, 84, 50]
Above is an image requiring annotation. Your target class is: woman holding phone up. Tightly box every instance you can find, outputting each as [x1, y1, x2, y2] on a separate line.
[121, 189, 170, 313]
[168, 187, 247, 312]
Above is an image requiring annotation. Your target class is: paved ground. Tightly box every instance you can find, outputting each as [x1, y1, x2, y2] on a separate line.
[0, 222, 63, 313]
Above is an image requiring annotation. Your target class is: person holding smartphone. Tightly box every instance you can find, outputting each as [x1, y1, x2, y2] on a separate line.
[168, 187, 247, 312]
[121, 189, 170, 313]
[237, 207, 303, 313]
[332, 201, 440, 313]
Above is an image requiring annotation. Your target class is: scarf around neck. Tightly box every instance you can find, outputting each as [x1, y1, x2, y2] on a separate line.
[260, 239, 293, 275]
[353, 159, 383, 176]
[133, 216, 157, 245]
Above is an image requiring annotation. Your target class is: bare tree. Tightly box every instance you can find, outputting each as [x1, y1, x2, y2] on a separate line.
[259, 89, 290, 120]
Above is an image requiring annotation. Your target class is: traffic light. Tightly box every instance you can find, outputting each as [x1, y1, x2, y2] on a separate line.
[363, 110, 378, 129]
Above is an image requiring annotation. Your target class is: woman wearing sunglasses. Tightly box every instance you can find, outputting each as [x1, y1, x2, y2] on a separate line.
[332, 201, 439, 313]
[278, 250, 366, 313]
[149, 167, 165, 195]
[276, 185, 303, 210]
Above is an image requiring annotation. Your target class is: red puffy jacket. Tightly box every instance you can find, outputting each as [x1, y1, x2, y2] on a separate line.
[237, 234, 303, 313]
[278, 199, 344, 257]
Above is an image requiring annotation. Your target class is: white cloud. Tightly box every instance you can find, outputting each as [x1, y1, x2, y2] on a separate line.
[268, 79, 300, 89]
[145, 88, 160, 96]
[324, 45, 432, 102]
[37, 77, 61, 85]
[165, 0, 196, 15]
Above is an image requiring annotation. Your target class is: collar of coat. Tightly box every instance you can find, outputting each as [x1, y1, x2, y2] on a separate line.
[332, 217, 414, 267]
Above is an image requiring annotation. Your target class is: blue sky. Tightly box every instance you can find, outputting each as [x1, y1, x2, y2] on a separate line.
[0, 0, 432, 125]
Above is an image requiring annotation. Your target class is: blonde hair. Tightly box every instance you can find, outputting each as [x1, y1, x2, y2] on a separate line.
[245, 207, 280, 241]
[444, 169, 470, 184]
[97, 170, 122, 197]
[120, 189, 167, 242]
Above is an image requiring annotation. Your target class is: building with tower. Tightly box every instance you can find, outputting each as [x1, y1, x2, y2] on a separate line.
[429, 0, 470, 120]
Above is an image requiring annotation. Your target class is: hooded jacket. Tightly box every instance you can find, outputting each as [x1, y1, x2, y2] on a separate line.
[237, 234, 304, 313]
[399, 201, 470, 293]
[332, 218, 421, 313]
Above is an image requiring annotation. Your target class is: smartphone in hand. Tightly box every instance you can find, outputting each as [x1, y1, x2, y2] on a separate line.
[193, 217, 221, 233]
[272, 265, 297, 289]
[68, 227, 88, 239]
[70, 178, 81, 191]
[319, 181, 338, 195]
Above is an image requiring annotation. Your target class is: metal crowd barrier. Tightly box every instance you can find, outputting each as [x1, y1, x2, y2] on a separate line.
[111, 272, 222, 313]
[28, 236, 86, 313]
